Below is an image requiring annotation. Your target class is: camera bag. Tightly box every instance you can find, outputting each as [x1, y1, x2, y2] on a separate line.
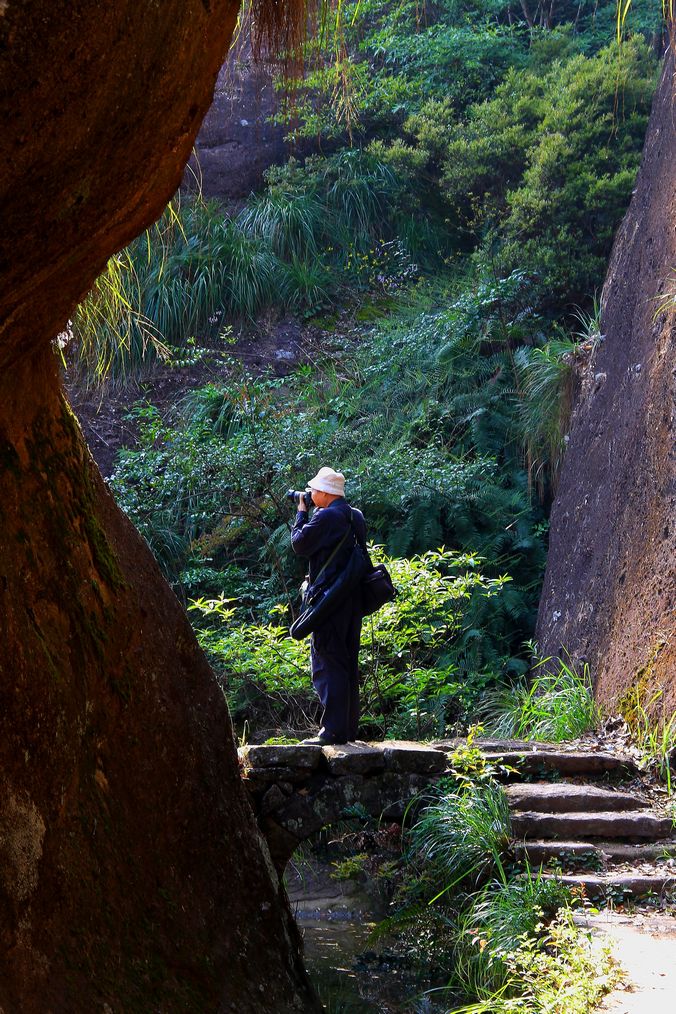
[360, 563, 397, 617]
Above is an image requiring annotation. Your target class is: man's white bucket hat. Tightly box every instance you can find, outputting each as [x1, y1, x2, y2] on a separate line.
[307, 466, 345, 496]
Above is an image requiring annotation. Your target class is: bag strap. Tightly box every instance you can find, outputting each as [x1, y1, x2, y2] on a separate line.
[311, 524, 352, 588]
[349, 508, 374, 570]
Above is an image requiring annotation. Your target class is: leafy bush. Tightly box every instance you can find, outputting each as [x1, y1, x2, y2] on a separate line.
[274, 0, 530, 142]
[111, 270, 589, 685]
[438, 39, 657, 305]
[449, 907, 617, 1013]
[190, 546, 509, 735]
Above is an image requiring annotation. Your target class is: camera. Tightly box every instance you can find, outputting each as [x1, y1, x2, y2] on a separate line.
[286, 488, 313, 510]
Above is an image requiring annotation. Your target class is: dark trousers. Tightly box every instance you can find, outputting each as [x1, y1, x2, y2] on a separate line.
[311, 599, 362, 742]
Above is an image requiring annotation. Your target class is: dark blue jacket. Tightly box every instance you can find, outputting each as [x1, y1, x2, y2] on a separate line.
[292, 498, 367, 591]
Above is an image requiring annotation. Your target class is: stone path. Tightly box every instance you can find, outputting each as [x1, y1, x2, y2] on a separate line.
[577, 912, 676, 1014]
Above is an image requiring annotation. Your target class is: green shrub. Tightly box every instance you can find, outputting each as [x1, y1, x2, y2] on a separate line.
[448, 907, 617, 1013]
[111, 272, 579, 683]
[191, 546, 509, 734]
[448, 871, 575, 1000]
[439, 39, 657, 305]
[411, 782, 512, 895]
[274, 0, 530, 142]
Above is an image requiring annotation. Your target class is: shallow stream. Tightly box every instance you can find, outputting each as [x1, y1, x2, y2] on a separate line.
[287, 863, 447, 1013]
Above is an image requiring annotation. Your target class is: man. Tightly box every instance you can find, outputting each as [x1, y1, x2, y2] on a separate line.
[291, 467, 367, 746]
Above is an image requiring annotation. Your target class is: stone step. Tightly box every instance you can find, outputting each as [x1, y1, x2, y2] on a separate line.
[515, 839, 676, 867]
[505, 782, 647, 815]
[543, 872, 676, 899]
[490, 750, 638, 778]
[436, 738, 565, 753]
[511, 809, 674, 841]
[434, 739, 639, 778]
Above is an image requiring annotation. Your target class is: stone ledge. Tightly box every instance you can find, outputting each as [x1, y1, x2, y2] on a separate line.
[505, 782, 648, 814]
[512, 809, 673, 841]
[369, 740, 448, 774]
[322, 743, 387, 776]
[546, 873, 676, 898]
[240, 766, 318, 793]
[486, 749, 638, 777]
[238, 744, 324, 770]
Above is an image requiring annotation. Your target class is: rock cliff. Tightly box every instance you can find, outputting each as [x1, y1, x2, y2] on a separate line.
[537, 53, 676, 713]
[0, 2, 318, 1010]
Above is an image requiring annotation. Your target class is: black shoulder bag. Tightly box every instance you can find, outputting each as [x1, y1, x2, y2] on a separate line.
[290, 512, 397, 639]
[351, 517, 397, 617]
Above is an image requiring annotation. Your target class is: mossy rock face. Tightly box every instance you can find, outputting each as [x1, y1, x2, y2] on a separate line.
[0, 351, 317, 1014]
[617, 639, 670, 733]
[309, 313, 340, 331]
[0, 0, 320, 1008]
[355, 297, 398, 322]
[536, 52, 676, 715]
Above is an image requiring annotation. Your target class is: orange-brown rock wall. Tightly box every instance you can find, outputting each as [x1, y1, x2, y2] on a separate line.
[0, 2, 318, 1010]
[536, 53, 676, 714]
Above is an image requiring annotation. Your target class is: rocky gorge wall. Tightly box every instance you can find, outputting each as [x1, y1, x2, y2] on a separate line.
[184, 39, 290, 201]
[537, 52, 676, 713]
[0, 2, 318, 1010]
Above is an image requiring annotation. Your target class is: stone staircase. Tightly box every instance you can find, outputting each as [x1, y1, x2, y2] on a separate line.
[473, 740, 676, 902]
[239, 737, 676, 896]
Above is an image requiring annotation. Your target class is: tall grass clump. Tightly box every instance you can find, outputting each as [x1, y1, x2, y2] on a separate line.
[618, 657, 676, 792]
[445, 906, 616, 1014]
[411, 782, 512, 895]
[320, 149, 402, 247]
[70, 149, 418, 387]
[70, 197, 288, 386]
[447, 871, 575, 1001]
[482, 654, 601, 741]
[238, 188, 326, 261]
[70, 238, 171, 387]
[515, 337, 577, 495]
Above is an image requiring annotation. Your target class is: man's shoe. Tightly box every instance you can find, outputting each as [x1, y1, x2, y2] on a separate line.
[301, 733, 346, 746]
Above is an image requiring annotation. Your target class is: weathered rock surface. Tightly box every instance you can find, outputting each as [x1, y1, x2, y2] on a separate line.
[184, 39, 292, 200]
[484, 749, 638, 777]
[239, 743, 325, 769]
[372, 740, 449, 774]
[505, 782, 647, 814]
[517, 839, 676, 865]
[536, 51, 676, 711]
[0, 3, 319, 1012]
[512, 810, 673, 841]
[434, 737, 565, 754]
[322, 742, 387, 776]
